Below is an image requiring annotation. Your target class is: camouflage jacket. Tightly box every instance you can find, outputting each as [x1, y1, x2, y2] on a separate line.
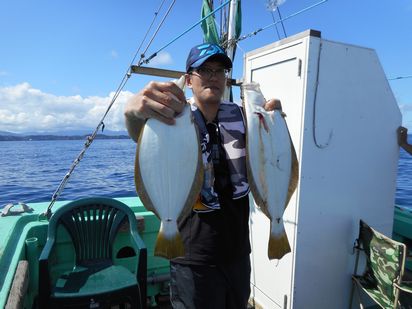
[190, 99, 250, 211]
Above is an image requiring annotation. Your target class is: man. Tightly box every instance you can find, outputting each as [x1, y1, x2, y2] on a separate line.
[124, 43, 280, 309]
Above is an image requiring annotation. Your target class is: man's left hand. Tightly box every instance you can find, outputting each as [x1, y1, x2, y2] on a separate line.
[264, 98, 285, 116]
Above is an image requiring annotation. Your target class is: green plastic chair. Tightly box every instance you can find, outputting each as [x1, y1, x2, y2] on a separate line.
[38, 197, 147, 309]
[350, 220, 412, 309]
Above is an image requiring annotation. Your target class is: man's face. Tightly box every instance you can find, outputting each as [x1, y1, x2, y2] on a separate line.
[186, 60, 228, 104]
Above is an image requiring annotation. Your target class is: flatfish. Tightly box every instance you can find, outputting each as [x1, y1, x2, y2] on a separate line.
[242, 82, 298, 260]
[135, 76, 203, 259]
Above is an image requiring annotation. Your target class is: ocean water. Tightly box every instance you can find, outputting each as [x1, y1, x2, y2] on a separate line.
[0, 138, 411, 209]
[0, 139, 137, 206]
[396, 147, 412, 208]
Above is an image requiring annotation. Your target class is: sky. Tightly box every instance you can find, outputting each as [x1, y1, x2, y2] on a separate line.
[0, 0, 411, 134]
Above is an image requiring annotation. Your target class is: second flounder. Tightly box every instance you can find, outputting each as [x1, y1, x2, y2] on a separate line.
[242, 82, 299, 260]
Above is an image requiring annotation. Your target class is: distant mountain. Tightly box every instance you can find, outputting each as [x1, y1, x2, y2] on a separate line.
[19, 129, 129, 136]
[0, 129, 130, 141]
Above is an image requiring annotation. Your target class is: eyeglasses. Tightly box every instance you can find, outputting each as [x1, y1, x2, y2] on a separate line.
[190, 67, 230, 79]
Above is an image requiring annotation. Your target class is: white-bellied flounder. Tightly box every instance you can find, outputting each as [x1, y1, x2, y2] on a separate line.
[242, 82, 298, 260]
[135, 76, 203, 259]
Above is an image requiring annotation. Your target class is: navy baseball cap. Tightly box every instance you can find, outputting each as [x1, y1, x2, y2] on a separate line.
[186, 43, 232, 72]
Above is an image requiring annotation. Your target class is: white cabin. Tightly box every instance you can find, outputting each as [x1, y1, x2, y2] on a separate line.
[245, 29, 401, 309]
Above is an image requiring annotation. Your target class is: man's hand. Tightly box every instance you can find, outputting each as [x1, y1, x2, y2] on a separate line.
[124, 81, 186, 142]
[398, 126, 412, 156]
[398, 126, 408, 146]
[264, 98, 285, 117]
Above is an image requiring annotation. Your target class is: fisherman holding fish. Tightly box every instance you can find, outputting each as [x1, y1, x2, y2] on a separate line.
[125, 43, 281, 309]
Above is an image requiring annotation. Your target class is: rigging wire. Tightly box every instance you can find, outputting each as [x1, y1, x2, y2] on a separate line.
[130, 0, 168, 68]
[44, 0, 170, 217]
[277, 7, 287, 38]
[268, 5, 287, 39]
[138, 0, 177, 65]
[140, 0, 232, 65]
[234, 0, 327, 45]
[270, 11, 281, 39]
[388, 75, 412, 81]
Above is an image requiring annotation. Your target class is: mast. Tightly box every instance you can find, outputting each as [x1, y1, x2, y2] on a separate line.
[226, 0, 238, 65]
[224, 0, 240, 100]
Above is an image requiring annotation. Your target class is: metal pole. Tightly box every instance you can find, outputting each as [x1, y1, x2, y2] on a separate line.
[223, 0, 239, 100]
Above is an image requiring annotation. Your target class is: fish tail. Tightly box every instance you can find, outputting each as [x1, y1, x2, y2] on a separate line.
[154, 221, 185, 259]
[268, 223, 291, 260]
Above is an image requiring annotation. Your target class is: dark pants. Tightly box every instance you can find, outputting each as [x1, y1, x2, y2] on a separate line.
[170, 255, 251, 309]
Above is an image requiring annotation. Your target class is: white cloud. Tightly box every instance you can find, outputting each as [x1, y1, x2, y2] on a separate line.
[110, 50, 119, 59]
[148, 51, 173, 66]
[0, 83, 133, 133]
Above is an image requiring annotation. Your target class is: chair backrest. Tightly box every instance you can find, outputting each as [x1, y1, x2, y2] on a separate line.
[358, 220, 407, 300]
[48, 197, 135, 264]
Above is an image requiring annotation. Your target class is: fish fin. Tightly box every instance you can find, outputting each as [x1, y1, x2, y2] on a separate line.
[268, 225, 291, 260]
[154, 222, 185, 259]
[285, 128, 299, 209]
[134, 131, 159, 217]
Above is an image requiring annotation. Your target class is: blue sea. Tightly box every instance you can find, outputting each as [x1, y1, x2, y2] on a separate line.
[0, 139, 137, 206]
[0, 138, 411, 209]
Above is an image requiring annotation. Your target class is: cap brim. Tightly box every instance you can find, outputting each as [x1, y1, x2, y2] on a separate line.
[190, 54, 232, 71]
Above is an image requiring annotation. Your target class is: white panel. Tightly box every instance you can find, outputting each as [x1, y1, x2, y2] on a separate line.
[244, 30, 402, 309]
[293, 39, 401, 309]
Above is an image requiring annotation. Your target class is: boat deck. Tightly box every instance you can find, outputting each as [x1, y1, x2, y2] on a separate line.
[1, 198, 412, 308]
